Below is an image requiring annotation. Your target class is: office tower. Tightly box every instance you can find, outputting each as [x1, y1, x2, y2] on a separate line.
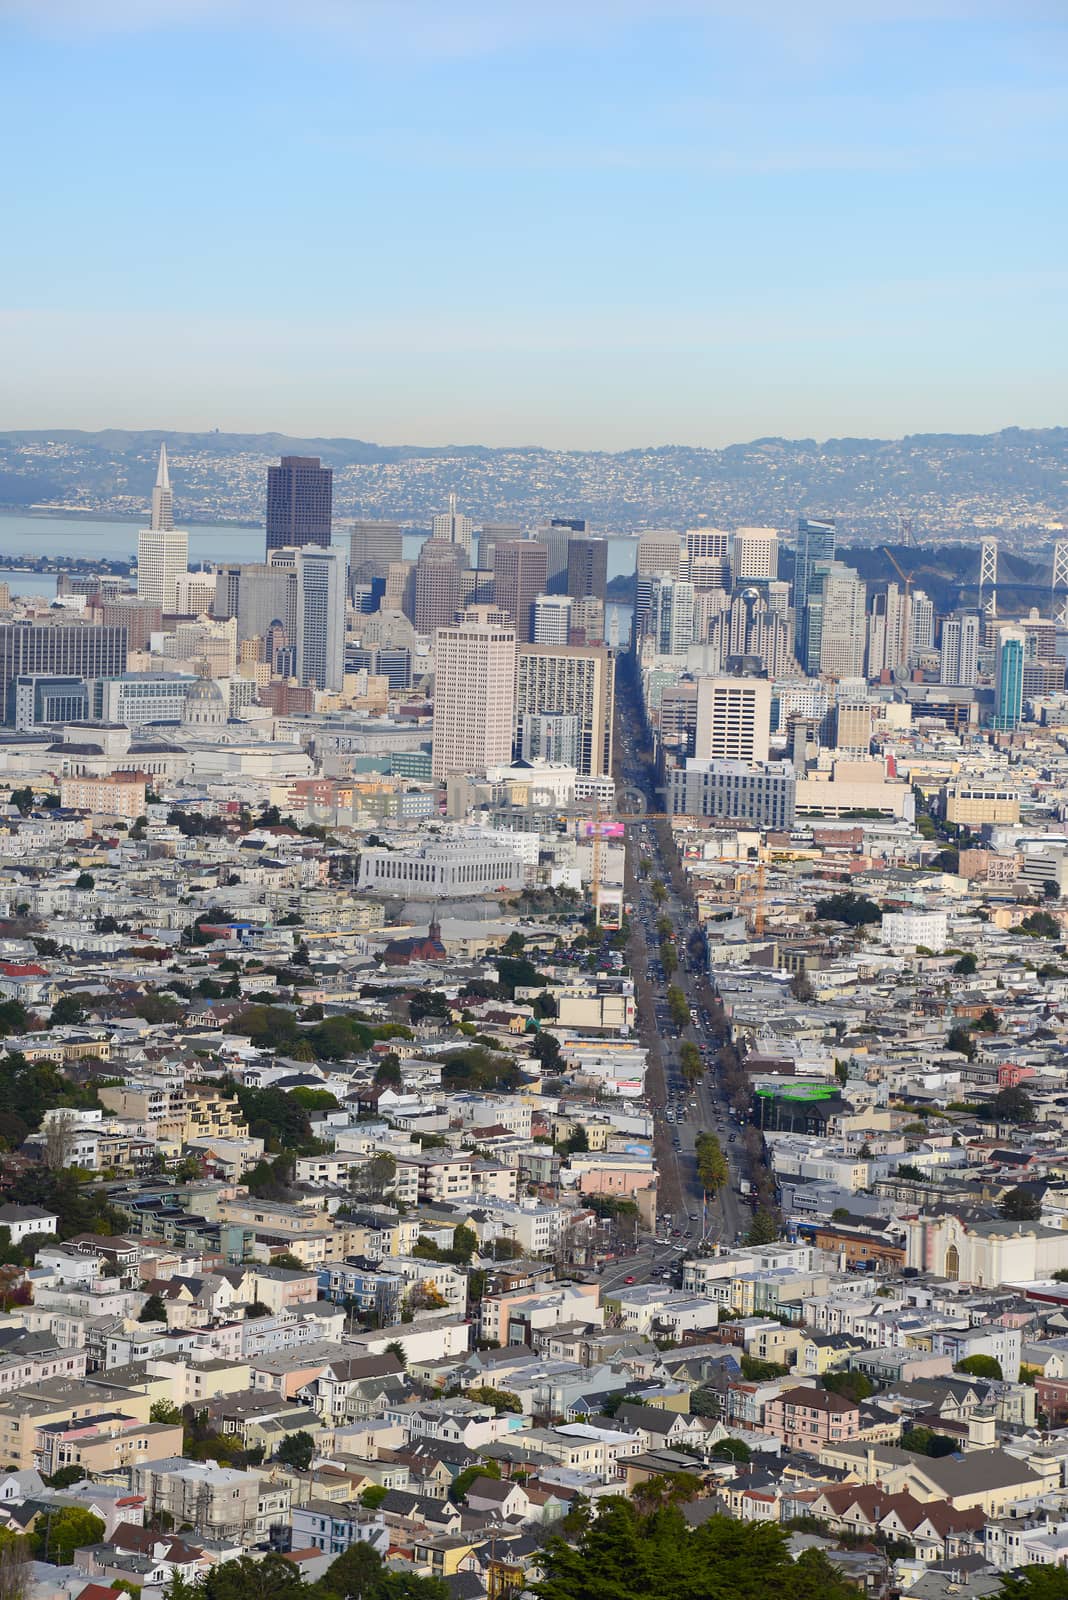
[635, 530, 686, 628]
[431, 607, 517, 781]
[515, 643, 615, 777]
[99, 597, 162, 654]
[460, 568, 496, 609]
[804, 560, 866, 679]
[414, 540, 464, 635]
[908, 589, 935, 666]
[518, 711, 580, 767]
[647, 575, 695, 656]
[834, 698, 874, 755]
[566, 538, 608, 603]
[0, 620, 128, 725]
[940, 614, 980, 687]
[494, 540, 549, 643]
[686, 528, 730, 590]
[349, 521, 403, 584]
[214, 561, 297, 649]
[432, 494, 475, 564]
[732, 527, 779, 582]
[532, 594, 573, 646]
[294, 546, 347, 692]
[551, 517, 587, 534]
[712, 588, 795, 680]
[11, 675, 91, 732]
[693, 675, 772, 764]
[266, 456, 333, 554]
[151, 442, 174, 531]
[137, 444, 188, 613]
[994, 625, 1026, 731]
[532, 523, 572, 593]
[569, 596, 605, 645]
[478, 523, 521, 572]
[793, 517, 836, 608]
[866, 583, 907, 679]
[174, 570, 217, 616]
[384, 561, 415, 616]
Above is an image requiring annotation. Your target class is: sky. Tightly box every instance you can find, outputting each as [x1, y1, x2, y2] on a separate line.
[1, 0, 1067, 450]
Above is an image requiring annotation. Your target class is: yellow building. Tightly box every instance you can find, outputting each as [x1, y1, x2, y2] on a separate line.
[182, 1084, 247, 1145]
[0, 1380, 153, 1470]
[59, 772, 147, 821]
[943, 781, 1020, 827]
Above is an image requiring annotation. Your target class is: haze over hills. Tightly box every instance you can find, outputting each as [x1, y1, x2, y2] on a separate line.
[1, 426, 1066, 545]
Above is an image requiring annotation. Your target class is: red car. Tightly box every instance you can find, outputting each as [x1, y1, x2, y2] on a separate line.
[624, 1275, 636, 1284]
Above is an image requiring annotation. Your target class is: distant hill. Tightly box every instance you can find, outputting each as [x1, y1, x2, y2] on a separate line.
[1, 426, 1066, 542]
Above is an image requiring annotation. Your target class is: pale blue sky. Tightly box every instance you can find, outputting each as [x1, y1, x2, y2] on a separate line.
[1, 1, 1066, 448]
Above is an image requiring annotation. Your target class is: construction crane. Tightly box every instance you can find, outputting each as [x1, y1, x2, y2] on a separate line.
[881, 544, 916, 598]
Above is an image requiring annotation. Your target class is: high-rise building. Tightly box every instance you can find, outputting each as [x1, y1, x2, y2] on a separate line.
[151, 441, 174, 531]
[685, 528, 730, 591]
[478, 523, 521, 572]
[532, 594, 573, 646]
[294, 546, 347, 692]
[137, 444, 188, 613]
[805, 560, 866, 679]
[566, 538, 608, 603]
[940, 614, 980, 687]
[515, 643, 614, 777]
[432, 494, 475, 564]
[635, 531, 686, 627]
[0, 620, 128, 725]
[494, 540, 549, 643]
[834, 698, 874, 755]
[731, 527, 779, 582]
[414, 540, 464, 635]
[532, 523, 572, 593]
[994, 625, 1026, 730]
[266, 456, 333, 554]
[793, 517, 836, 608]
[648, 575, 695, 656]
[908, 590, 935, 666]
[431, 607, 517, 781]
[215, 559, 297, 654]
[349, 521, 403, 584]
[866, 583, 907, 679]
[693, 675, 772, 764]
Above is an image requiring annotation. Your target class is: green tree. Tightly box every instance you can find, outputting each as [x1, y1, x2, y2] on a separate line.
[150, 1399, 183, 1425]
[360, 1483, 388, 1510]
[45, 1464, 86, 1488]
[1000, 1185, 1042, 1221]
[679, 1041, 703, 1087]
[666, 986, 689, 1029]
[50, 993, 90, 1027]
[746, 1208, 780, 1246]
[946, 1024, 976, 1059]
[1001, 1569, 1068, 1600]
[660, 940, 678, 979]
[450, 1459, 500, 1503]
[992, 1085, 1035, 1123]
[373, 1055, 403, 1090]
[384, 1340, 407, 1369]
[74, 872, 95, 891]
[451, 1225, 478, 1263]
[822, 1369, 873, 1403]
[953, 952, 978, 976]
[139, 1293, 166, 1323]
[203, 1554, 304, 1600]
[814, 891, 881, 927]
[955, 1353, 1003, 1380]
[466, 1386, 522, 1414]
[350, 1151, 397, 1202]
[276, 1429, 315, 1470]
[32, 1506, 104, 1565]
[694, 1131, 728, 1193]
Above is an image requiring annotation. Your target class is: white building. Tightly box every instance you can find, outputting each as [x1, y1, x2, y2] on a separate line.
[694, 675, 771, 764]
[137, 446, 188, 613]
[532, 594, 572, 646]
[880, 908, 948, 953]
[294, 546, 347, 693]
[432, 607, 517, 782]
[731, 527, 778, 581]
[358, 838, 525, 897]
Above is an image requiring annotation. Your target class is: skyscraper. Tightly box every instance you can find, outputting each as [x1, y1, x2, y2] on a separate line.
[431, 607, 517, 781]
[731, 527, 779, 581]
[494, 540, 549, 643]
[137, 444, 188, 613]
[432, 494, 475, 564]
[804, 560, 865, 679]
[908, 590, 935, 666]
[414, 539, 464, 635]
[635, 530, 686, 630]
[794, 517, 837, 607]
[294, 546, 347, 693]
[566, 538, 608, 603]
[994, 625, 1026, 730]
[349, 521, 402, 584]
[648, 575, 696, 656]
[685, 528, 730, 591]
[478, 523, 521, 572]
[0, 620, 129, 725]
[266, 456, 333, 554]
[515, 643, 614, 777]
[940, 614, 980, 688]
[694, 675, 772, 764]
[532, 594, 573, 646]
